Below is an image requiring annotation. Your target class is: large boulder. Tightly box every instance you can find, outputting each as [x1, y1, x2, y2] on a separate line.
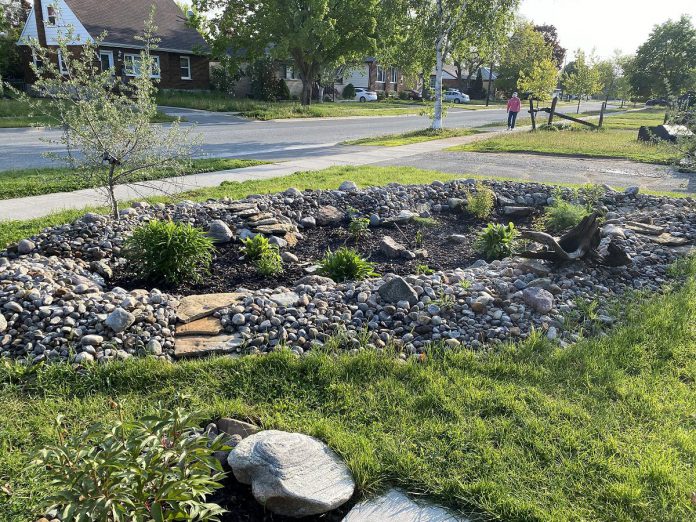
[378, 276, 418, 306]
[523, 287, 554, 314]
[638, 124, 693, 143]
[207, 220, 234, 244]
[227, 430, 355, 517]
[316, 206, 346, 226]
[343, 489, 466, 521]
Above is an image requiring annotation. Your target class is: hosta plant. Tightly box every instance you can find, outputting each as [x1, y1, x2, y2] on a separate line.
[123, 219, 214, 286]
[475, 222, 519, 260]
[319, 247, 377, 282]
[34, 407, 228, 522]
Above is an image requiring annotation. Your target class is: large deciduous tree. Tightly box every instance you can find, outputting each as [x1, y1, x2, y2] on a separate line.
[563, 49, 600, 113]
[0, 0, 30, 83]
[518, 57, 557, 102]
[534, 24, 566, 68]
[497, 21, 553, 94]
[196, 0, 377, 105]
[628, 15, 696, 99]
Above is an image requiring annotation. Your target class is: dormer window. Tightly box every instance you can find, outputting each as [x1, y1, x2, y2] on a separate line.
[46, 5, 57, 26]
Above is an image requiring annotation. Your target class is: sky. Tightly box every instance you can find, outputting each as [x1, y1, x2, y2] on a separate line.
[519, 0, 696, 61]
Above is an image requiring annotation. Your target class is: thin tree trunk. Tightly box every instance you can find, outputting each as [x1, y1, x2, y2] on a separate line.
[432, 38, 444, 130]
[107, 163, 119, 219]
[300, 77, 312, 106]
[576, 97, 581, 114]
[486, 62, 494, 106]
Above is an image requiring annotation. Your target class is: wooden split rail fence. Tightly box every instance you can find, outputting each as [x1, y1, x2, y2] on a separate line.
[527, 97, 608, 130]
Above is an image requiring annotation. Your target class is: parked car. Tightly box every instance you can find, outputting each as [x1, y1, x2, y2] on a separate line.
[645, 98, 670, 107]
[443, 89, 470, 104]
[354, 87, 378, 102]
[406, 89, 423, 101]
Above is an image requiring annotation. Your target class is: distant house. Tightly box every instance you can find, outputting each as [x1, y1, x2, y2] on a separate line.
[430, 66, 497, 95]
[17, 0, 210, 90]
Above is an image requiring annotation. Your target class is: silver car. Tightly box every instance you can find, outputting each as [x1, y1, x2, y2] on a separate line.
[443, 89, 470, 104]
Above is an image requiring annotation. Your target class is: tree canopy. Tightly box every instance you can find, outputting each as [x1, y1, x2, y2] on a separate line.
[534, 24, 566, 68]
[628, 15, 696, 98]
[563, 49, 600, 113]
[497, 21, 554, 94]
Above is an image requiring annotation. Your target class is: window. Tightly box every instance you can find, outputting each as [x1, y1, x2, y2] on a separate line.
[284, 65, 295, 80]
[180, 56, 191, 79]
[124, 54, 160, 78]
[31, 50, 43, 70]
[376, 66, 385, 83]
[429, 76, 436, 89]
[390, 68, 398, 84]
[46, 5, 57, 25]
[57, 50, 68, 75]
[99, 50, 114, 72]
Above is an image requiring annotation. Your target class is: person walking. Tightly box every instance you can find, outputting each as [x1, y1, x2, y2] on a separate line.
[507, 92, 521, 130]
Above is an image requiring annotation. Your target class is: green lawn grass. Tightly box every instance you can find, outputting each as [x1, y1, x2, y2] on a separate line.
[0, 158, 268, 200]
[454, 109, 679, 164]
[1, 258, 695, 521]
[0, 98, 178, 128]
[343, 127, 479, 146]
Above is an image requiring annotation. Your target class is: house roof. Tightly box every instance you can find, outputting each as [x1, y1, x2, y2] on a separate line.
[430, 66, 498, 81]
[64, 0, 208, 53]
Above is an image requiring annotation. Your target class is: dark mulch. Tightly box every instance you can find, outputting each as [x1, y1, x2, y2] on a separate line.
[212, 472, 355, 521]
[113, 212, 537, 296]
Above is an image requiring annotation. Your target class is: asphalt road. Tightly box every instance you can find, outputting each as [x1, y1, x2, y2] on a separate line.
[0, 101, 609, 171]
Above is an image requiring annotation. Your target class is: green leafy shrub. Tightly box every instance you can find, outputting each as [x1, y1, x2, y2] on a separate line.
[34, 407, 228, 522]
[124, 220, 214, 285]
[319, 247, 377, 282]
[277, 79, 291, 100]
[475, 222, 519, 260]
[465, 182, 496, 219]
[256, 248, 283, 276]
[241, 234, 273, 261]
[416, 264, 435, 275]
[348, 217, 371, 241]
[542, 199, 589, 233]
[342, 83, 356, 100]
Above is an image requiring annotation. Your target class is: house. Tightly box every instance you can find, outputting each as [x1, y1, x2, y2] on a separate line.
[17, 0, 210, 90]
[429, 66, 497, 96]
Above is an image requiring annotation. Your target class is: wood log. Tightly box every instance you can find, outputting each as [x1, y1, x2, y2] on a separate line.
[519, 213, 602, 263]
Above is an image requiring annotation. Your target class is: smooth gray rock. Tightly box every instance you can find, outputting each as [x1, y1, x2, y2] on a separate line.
[17, 239, 36, 254]
[378, 276, 418, 306]
[380, 236, 407, 258]
[208, 220, 234, 244]
[316, 206, 345, 226]
[228, 430, 355, 517]
[104, 307, 136, 333]
[270, 291, 299, 307]
[343, 489, 466, 521]
[74, 352, 95, 364]
[523, 287, 554, 314]
[81, 335, 103, 346]
[625, 186, 639, 196]
[217, 418, 261, 439]
[339, 180, 358, 192]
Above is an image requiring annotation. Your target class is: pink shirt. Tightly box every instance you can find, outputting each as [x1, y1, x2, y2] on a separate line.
[507, 97, 521, 113]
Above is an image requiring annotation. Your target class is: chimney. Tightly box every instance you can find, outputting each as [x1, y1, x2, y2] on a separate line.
[33, 0, 47, 47]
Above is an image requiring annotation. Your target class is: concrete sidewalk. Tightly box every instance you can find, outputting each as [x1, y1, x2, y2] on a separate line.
[0, 133, 491, 221]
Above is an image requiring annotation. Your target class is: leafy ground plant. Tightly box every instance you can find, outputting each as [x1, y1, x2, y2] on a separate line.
[124, 220, 214, 286]
[542, 199, 589, 233]
[475, 222, 519, 260]
[256, 248, 283, 276]
[241, 234, 273, 261]
[348, 217, 371, 242]
[465, 182, 496, 219]
[319, 247, 377, 282]
[35, 407, 228, 522]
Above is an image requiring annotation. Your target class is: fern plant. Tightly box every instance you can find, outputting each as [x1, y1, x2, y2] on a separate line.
[123, 220, 214, 285]
[318, 247, 377, 282]
[34, 407, 228, 522]
[475, 222, 519, 260]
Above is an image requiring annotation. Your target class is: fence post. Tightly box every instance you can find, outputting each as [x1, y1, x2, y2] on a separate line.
[598, 101, 606, 128]
[529, 98, 536, 130]
[548, 96, 558, 126]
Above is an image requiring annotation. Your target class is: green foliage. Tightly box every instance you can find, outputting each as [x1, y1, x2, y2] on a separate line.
[124, 220, 214, 285]
[241, 234, 273, 261]
[517, 58, 558, 101]
[277, 79, 291, 100]
[497, 21, 555, 93]
[563, 49, 601, 113]
[416, 264, 435, 275]
[475, 222, 518, 260]
[34, 407, 227, 521]
[342, 84, 357, 99]
[415, 229, 425, 248]
[542, 199, 589, 233]
[410, 216, 439, 227]
[465, 182, 496, 219]
[248, 58, 283, 101]
[319, 247, 377, 282]
[348, 217, 371, 241]
[210, 57, 241, 95]
[255, 247, 283, 276]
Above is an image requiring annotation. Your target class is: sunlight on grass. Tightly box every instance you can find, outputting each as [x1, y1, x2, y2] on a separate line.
[343, 127, 478, 146]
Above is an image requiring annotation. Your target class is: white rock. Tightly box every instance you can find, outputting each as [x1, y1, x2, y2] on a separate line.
[104, 308, 136, 333]
[228, 430, 355, 517]
[74, 352, 95, 364]
[343, 489, 466, 521]
[0, 314, 7, 333]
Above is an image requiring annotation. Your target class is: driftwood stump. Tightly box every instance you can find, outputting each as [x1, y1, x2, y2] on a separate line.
[519, 213, 602, 263]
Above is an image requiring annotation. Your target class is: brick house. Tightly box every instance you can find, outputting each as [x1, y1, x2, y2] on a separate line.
[17, 0, 210, 90]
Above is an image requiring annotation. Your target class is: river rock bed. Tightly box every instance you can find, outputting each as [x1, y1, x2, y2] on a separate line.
[1, 179, 694, 364]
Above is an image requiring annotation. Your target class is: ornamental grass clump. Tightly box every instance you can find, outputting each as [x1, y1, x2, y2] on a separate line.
[319, 247, 377, 282]
[34, 407, 228, 522]
[542, 199, 589, 233]
[124, 220, 214, 286]
[465, 182, 496, 219]
[475, 222, 519, 260]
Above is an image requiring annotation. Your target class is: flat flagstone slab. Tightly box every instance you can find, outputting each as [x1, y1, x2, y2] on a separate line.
[624, 221, 665, 236]
[343, 489, 467, 521]
[254, 223, 297, 234]
[176, 292, 246, 324]
[650, 233, 690, 246]
[176, 316, 223, 336]
[174, 334, 244, 358]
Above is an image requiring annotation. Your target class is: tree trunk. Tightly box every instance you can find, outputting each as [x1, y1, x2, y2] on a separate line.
[300, 77, 312, 106]
[518, 213, 602, 263]
[454, 61, 465, 92]
[432, 38, 444, 130]
[576, 97, 581, 114]
[107, 163, 119, 220]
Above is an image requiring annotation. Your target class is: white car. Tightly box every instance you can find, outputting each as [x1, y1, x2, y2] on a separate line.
[443, 89, 470, 104]
[354, 87, 378, 102]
